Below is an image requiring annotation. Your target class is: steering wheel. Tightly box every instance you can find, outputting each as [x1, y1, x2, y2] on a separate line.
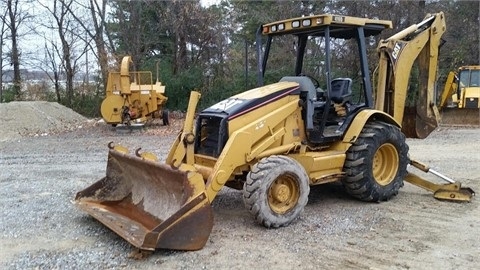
[300, 74, 320, 88]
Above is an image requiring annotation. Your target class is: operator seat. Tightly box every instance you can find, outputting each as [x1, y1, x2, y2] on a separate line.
[330, 78, 353, 117]
[330, 78, 352, 104]
[279, 76, 322, 130]
[279, 76, 317, 100]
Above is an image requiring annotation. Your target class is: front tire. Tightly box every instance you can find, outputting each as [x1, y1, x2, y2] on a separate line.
[243, 155, 310, 228]
[342, 121, 408, 202]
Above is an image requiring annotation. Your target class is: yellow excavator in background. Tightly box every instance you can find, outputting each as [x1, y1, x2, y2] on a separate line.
[75, 12, 474, 252]
[100, 56, 169, 126]
[439, 65, 480, 125]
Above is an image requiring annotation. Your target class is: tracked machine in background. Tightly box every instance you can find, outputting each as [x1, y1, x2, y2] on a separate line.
[100, 56, 169, 126]
[75, 13, 474, 252]
[439, 65, 480, 125]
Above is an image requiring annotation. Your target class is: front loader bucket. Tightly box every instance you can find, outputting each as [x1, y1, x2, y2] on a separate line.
[75, 149, 213, 251]
[440, 108, 480, 126]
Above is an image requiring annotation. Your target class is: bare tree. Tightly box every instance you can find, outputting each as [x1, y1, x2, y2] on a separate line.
[38, 0, 88, 107]
[4, 0, 29, 100]
[42, 39, 62, 102]
[0, 3, 9, 102]
[63, 0, 111, 89]
[28, 1, 63, 103]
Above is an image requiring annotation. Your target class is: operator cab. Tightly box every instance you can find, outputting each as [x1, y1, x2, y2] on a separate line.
[257, 14, 391, 144]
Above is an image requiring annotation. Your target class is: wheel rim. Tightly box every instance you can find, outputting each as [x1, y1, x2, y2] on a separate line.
[373, 143, 399, 186]
[268, 174, 299, 214]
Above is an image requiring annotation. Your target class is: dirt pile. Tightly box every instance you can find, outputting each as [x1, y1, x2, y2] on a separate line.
[0, 101, 90, 141]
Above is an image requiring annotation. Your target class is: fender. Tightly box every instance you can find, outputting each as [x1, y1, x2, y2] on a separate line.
[343, 109, 401, 144]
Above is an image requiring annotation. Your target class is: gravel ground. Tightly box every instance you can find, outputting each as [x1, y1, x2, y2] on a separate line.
[0, 102, 479, 269]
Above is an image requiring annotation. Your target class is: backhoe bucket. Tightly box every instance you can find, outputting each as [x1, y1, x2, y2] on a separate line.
[440, 108, 480, 126]
[75, 149, 213, 251]
[401, 106, 438, 139]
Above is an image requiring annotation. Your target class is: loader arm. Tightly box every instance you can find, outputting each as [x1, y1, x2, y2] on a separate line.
[165, 91, 201, 166]
[375, 12, 445, 139]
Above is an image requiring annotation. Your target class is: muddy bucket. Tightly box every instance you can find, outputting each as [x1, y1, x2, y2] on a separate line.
[401, 106, 439, 139]
[75, 149, 213, 251]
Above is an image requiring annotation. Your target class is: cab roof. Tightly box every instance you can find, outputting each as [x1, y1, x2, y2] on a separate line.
[262, 14, 393, 39]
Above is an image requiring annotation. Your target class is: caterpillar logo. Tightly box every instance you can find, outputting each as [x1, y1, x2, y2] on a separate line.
[392, 42, 404, 60]
[210, 98, 244, 111]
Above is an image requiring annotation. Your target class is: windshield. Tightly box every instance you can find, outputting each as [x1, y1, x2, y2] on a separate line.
[459, 69, 480, 87]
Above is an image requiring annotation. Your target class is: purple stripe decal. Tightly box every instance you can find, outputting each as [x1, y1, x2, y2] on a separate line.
[228, 86, 299, 120]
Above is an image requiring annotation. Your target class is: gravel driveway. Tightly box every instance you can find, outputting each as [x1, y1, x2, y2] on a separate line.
[0, 116, 478, 269]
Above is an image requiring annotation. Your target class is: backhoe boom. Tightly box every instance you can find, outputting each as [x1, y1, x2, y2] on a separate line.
[376, 13, 445, 139]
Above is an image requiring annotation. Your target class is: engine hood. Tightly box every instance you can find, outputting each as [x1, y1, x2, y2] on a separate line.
[201, 81, 299, 120]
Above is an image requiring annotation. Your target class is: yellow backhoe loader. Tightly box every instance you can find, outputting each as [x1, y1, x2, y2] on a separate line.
[439, 65, 480, 125]
[75, 12, 474, 252]
[101, 56, 169, 126]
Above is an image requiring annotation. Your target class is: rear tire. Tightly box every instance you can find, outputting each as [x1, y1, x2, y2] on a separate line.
[243, 155, 310, 228]
[342, 121, 408, 202]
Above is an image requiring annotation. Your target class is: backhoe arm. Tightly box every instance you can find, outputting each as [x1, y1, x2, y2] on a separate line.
[375, 12, 446, 139]
[375, 13, 474, 201]
[439, 71, 458, 109]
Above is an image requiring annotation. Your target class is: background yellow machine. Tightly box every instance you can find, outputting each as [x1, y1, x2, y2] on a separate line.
[75, 13, 474, 252]
[100, 56, 169, 126]
[439, 65, 480, 125]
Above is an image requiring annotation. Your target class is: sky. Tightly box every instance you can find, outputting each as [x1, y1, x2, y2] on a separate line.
[201, 0, 221, 7]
